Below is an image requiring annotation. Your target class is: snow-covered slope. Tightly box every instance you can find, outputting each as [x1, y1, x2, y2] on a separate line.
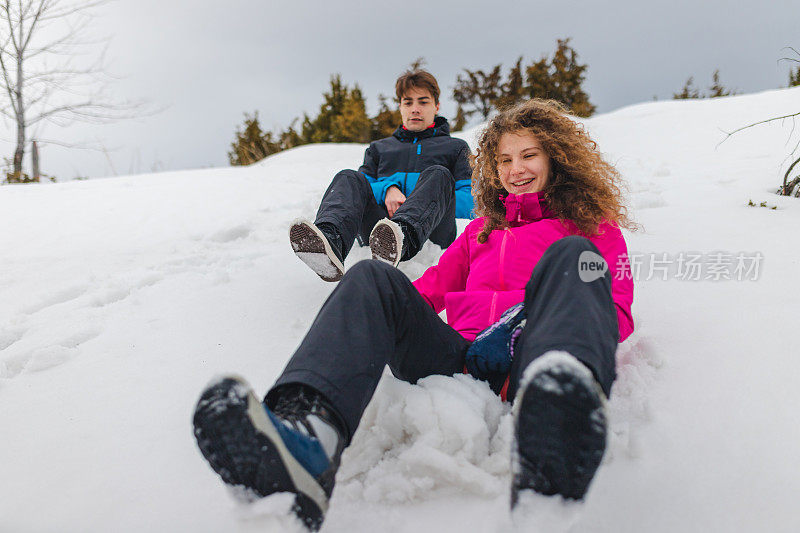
[1, 87, 799, 532]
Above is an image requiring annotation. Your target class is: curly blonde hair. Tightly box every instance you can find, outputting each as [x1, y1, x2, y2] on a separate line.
[472, 99, 635, 243]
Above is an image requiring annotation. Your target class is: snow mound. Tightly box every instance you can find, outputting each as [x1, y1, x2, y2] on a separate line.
[231, 492, 307, 533]
[334, 335, 660, 507]
[335, 373, 511, 503]
[606, 334, 664, 461]
[511, 492, 585, 533]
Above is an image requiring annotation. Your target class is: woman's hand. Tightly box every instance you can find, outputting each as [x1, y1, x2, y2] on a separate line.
[385, 186, 406, 217]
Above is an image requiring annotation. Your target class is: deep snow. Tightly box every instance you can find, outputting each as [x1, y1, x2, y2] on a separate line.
[1, 87, 799, 532]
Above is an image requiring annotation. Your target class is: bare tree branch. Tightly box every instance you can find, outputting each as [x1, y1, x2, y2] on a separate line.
[0, 0, 148, 179]
[717, 112, 800, 147]
[19, 1, 46, 53]
[37, 0, 108, 21]
[779, 46, 800, 64]
[3, 3, 21, 55]
[714, 51, 800, 195]
[0, 47, 20, 116]
[23, 134, 115, 150]
[780, 155, 800, 195]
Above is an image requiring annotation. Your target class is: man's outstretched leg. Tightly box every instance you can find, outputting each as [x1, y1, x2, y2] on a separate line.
[508, 236, 618, 506]
[290, 169, 383, 281]
[369, 164, 456, 266]
[193, 261, 468, 529]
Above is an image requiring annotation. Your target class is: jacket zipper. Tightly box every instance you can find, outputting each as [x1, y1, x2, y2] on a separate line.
[404, 137, 418, 193]
[498, 230, 509, 291]
[489, 292, 498, 323]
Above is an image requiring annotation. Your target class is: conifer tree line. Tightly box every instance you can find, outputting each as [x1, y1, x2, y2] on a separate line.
[670, 63, 798, 100]
[672, 70, 737, 99]
[229, 41, 800, 167]
[228, 75, 401, 166]
[786, 47, 800, 88]
[227, 75, 399, 166]
[229, 38, 594, 166]
[452, 38, 595, 128]
[790, 66, 800, 87]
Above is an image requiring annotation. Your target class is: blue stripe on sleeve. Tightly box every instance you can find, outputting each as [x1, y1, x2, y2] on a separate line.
[454, 178, 474, 219]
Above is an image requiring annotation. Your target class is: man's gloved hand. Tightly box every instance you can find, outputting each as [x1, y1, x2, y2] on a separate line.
[466, 303, 527, 381]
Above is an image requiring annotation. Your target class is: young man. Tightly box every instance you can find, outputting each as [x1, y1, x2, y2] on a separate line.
[289, 70, 473, 281]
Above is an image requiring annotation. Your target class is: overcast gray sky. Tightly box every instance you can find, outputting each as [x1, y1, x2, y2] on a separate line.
[2, 0, 797, 180]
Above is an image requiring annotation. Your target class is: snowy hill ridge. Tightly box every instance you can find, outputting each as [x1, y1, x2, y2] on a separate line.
[1, 87, 799, 532]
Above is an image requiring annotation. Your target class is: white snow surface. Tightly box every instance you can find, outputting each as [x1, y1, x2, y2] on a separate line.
[2, 88, 800, 532]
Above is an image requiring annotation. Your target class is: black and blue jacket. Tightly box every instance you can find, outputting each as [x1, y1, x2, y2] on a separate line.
[358, 116, 474, 219]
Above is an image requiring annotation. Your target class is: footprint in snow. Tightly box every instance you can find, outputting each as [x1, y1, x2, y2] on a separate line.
[0, 326, 102, 378]
[21, 283, 89, 315]
[0, 327, 26, 351]
[209, 224, 252, 243]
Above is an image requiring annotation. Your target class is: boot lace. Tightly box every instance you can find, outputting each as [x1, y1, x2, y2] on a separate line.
[272, 386, 319, 438]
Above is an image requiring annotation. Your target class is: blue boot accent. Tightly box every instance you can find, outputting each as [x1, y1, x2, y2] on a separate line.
[466, 303, 527, 387]
[263, 405, 331, 479]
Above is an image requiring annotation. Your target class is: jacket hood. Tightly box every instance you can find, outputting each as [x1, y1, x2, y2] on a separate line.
[393, 115, 450, 142]
[503, 192, 556, 226]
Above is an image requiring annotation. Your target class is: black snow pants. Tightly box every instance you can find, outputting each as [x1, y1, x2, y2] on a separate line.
[266, 236, 619, 444]
[313, 165, 457, 260]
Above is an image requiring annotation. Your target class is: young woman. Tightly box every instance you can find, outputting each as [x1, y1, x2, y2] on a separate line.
[192, 99, 635, 530]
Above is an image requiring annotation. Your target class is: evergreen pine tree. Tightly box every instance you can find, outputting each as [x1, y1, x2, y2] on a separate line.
[370, 94, 401, 140]
[409, 57, 426, 71]
[453, 65, 503, 120]
[279, 120, 304, 151]
[789, 66, 800, 87]
[673, 70, 734, 100]
[332, 86, 371, 143]
[494, 57, 525, 110]
[524, 56, 553, 101]
[299, 112, 316, 145]
[708, 70, 734, 97]
[228, 112, 282, 166]
[673, 76, 702, 99]
[303, 75, 350, 143]
[300, 75, 376, 144]
[451, 104, 468, 132]
[549, 39, 595, 116]
[522, 39, 595, 117]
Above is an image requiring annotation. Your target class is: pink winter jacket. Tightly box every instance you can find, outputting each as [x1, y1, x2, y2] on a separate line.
[413, 192, 634, 343]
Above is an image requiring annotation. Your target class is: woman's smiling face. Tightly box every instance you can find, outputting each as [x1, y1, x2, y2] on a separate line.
[496, 131, 552, 195]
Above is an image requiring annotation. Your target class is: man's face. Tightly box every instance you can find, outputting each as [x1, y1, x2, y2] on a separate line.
[399, 87, 439, 131]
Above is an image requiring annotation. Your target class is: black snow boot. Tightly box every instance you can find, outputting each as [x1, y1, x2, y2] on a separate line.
[511, 351, 608, 506]
[193, 377, 346, 531]
[289, 219, 345, 282]
[368, 218, 406, 267]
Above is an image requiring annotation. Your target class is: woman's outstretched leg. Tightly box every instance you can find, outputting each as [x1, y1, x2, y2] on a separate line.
[193, 260, 468, 529]
[269, 259, 468, 440]
[509, 236, 619, 505]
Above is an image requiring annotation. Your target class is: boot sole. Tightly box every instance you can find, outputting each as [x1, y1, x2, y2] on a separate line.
[289, 220, 344, 282]
[369, 218, 403, 267]
[193, 376, 328, 530]
[511, 352, 607, 505]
